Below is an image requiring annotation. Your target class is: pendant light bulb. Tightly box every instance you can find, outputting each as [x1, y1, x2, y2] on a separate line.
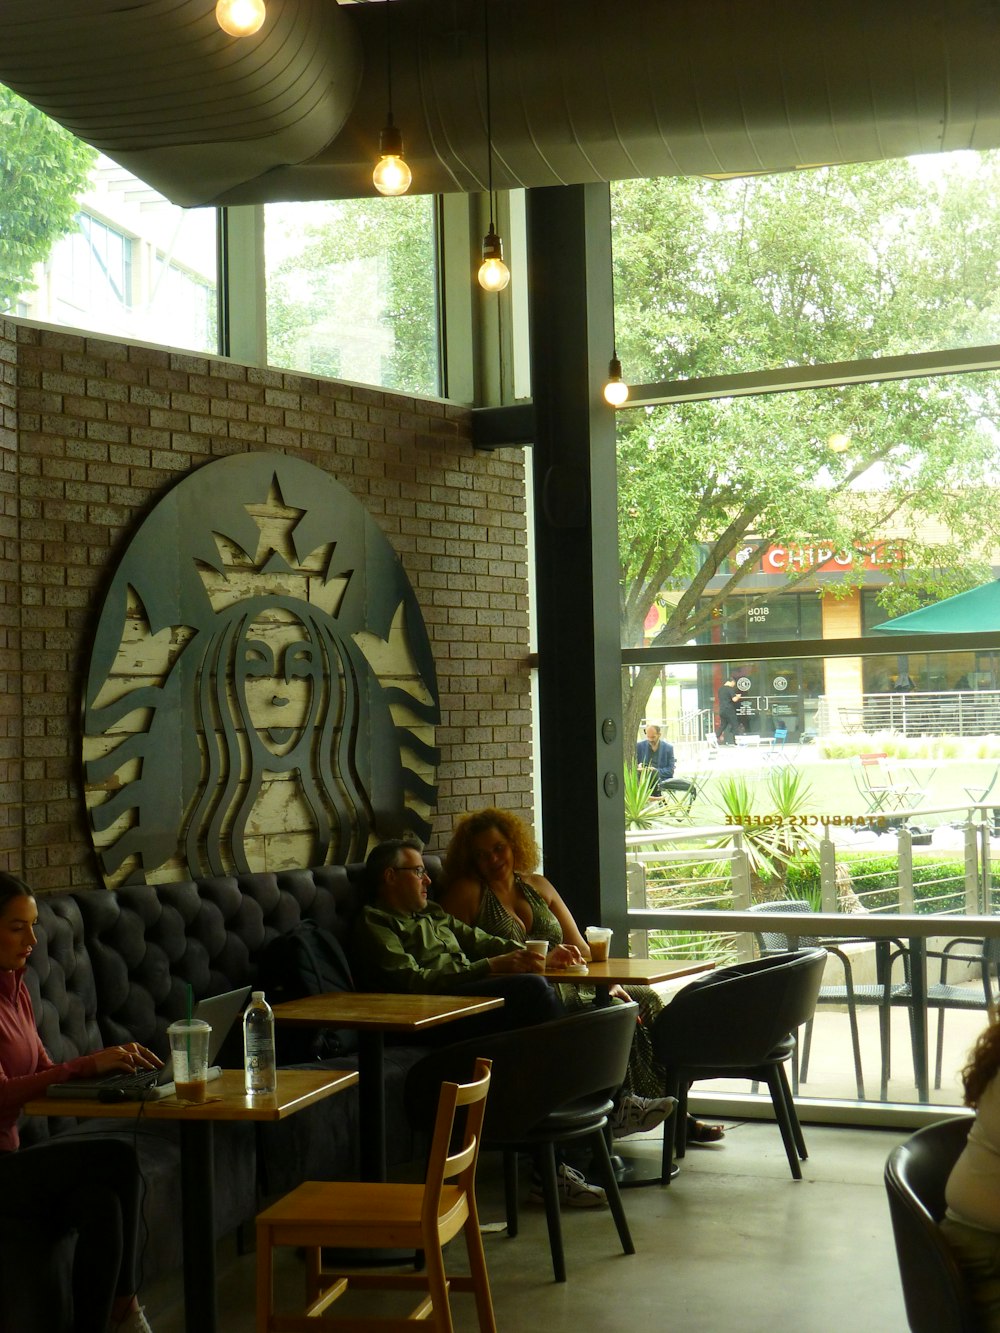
[215, 0, 266, 37]
[373, 119, 411, 196]
[603, 354, 629, 407]
[478, 224, 510, 292]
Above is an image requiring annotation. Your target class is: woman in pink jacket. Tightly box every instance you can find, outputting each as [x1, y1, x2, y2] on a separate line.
[0, 872, 161, 1333]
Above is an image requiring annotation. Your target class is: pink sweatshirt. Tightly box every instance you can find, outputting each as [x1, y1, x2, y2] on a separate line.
[0, 968, 99, 1151]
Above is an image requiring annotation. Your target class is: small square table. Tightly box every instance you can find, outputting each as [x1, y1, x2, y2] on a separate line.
[26, 1068, 357, 1333]
[271, 991, 503, 1181]
[545, 957, 716, 987]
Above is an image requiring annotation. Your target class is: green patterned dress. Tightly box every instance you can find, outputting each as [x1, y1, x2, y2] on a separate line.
[474, 875, 664, 1099]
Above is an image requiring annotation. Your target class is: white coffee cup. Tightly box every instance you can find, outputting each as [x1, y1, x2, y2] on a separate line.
[524, 939, 549, 956]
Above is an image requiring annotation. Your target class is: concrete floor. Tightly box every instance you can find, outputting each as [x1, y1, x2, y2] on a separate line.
[145, 1117, 913, 1333]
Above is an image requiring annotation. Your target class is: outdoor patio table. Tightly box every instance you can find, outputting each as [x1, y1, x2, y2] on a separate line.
[630, 909, 1000, 1104]
[270, 991, 502, 1181]
[25, 1068, 357, 1333]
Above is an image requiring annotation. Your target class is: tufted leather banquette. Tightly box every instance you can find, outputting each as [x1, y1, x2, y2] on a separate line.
[7, 859, 440, 1317]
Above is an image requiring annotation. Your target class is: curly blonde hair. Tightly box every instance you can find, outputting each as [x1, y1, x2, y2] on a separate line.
[961, 1006, 1000, 1108]
[444, 807, 539, 884]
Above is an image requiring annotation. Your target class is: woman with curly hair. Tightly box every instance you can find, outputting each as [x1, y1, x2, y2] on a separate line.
[941, 1010, 1000, 1328]
[440, 807, 722, 1143]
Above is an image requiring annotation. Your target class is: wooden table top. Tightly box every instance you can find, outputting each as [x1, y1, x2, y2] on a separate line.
[271, 991, 504, 1031]
[25, 1068, 358, 1123]
[544, 957, 716, 987]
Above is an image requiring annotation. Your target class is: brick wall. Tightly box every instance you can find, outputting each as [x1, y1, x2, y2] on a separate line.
[3, 319, 534, 891]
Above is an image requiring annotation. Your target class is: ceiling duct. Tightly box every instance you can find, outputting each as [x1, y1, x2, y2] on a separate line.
[0, 0, 998, 207]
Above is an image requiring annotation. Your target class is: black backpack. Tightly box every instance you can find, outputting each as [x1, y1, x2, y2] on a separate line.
[257, 919, 359, 1061]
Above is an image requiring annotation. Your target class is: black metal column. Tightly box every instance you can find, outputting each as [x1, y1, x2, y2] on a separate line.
[526, 183, 627, 932]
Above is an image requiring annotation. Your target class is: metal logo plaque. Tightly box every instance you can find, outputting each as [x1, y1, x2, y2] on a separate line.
[82, 453, 440, 886]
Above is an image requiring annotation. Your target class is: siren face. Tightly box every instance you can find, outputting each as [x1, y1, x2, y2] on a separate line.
[239, 610, 320, 757]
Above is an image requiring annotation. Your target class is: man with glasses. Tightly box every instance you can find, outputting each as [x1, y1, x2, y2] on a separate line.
[354, 836, 568, 1030]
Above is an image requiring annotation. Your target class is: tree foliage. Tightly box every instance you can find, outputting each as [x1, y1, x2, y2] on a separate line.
[0, 85, 96, 310]
[266, 194, 438, 396]
[613, 156, 1000, 741]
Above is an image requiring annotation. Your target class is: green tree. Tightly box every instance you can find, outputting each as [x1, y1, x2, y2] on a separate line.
[266, 194, 438, 396]
[613, 157, 1000, 743]
[0, 85, 96, 310]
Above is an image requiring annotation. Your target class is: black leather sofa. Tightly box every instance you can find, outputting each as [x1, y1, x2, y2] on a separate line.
[3, 859, 441, 1325]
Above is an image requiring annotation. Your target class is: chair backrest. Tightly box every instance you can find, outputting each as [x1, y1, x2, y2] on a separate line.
[884, 1116, 977, 1333]
[421, 1057, 492, 1229]
[652, 948, 827, 1068]
[748, 899, 819, 952]
[860, 752, 892, 785]
[406, 1003, 639, 1143]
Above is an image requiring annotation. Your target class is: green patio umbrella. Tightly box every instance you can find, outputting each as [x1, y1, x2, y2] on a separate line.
[870, 579, 1000, 634]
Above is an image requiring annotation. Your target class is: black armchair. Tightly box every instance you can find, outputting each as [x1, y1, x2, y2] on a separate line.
[405, 1002, 645, 1283]
[651, 948, 827, 1183]
[884, 1115, 977, 1332]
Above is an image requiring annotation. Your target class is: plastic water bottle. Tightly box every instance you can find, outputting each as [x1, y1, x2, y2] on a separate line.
[243, 990, 276, 1096]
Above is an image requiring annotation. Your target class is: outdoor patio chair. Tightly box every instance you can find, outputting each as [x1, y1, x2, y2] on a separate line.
[750, 899, 887, 1100]
[892, 936, 1000, 1090]
[405, 1003, 639, 1283]
[962, 762, 1000, 833]
[651, 948, 827, 1182]
[884, 1115, 977, 1332]
[852, 753, 917, 816]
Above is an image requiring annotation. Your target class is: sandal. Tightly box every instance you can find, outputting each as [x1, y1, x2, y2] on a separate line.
[687, 1116, 725, 1144]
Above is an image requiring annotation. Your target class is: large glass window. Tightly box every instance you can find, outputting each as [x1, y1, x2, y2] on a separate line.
[2, 90, 219, 354]
[615, 154, 1000, 1116]
[614, 151, 1000, 383]
[264, 195, 440, 397]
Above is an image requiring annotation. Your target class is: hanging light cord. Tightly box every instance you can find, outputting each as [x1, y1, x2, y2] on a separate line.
[384, 0, 394, 125]
[484, 0, 496, 228]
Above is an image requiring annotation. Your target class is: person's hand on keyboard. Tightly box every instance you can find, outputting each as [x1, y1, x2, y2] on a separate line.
[90, 1041, 163, 1077]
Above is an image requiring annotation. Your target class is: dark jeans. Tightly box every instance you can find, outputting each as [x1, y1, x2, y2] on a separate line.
[415, 973, 565, 1045]
[0, 1136, 142, 1333]
[717, 709, 739, 743]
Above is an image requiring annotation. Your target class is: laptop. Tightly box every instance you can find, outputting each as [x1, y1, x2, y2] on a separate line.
[46, 985, 252, 1101]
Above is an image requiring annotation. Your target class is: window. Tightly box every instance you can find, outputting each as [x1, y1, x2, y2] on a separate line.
[264, 195, 440, 396]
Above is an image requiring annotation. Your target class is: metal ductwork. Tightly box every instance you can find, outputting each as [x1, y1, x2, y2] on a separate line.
[0, 1, 999, 207]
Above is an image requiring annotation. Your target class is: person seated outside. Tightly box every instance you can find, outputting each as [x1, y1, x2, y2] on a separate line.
[941, 1010, 1000, 1329]
[635, 723, 696, 803]
[0, 872, 162, 1333]
[438, 806, 722, 1149]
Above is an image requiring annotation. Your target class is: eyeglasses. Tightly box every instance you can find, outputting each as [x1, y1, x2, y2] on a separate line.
[394, 864, 429, 880]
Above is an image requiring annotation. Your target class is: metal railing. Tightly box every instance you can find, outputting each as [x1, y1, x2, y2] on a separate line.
[820, 690, 1000, 737]
[625, 803, 997, 964]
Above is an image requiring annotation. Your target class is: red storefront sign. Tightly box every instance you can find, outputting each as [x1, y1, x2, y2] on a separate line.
[740, 541, 905, 574]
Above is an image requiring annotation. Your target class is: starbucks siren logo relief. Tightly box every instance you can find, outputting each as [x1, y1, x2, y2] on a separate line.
[83, 453, 439, 886]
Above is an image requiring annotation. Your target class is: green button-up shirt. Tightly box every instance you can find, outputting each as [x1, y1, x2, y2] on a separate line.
[353, 902, 516, 993]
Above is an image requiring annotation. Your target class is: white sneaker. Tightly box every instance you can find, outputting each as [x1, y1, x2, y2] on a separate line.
[113, 1307, 153, 1333]
[611, 1094, 677, 1138]
[528, 1162, 608, 1208]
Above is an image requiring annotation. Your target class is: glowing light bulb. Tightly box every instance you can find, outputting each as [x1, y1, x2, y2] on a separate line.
[372, 122, 411, 196]
[603, 355, 629, 406]
[216, 0, 266, 37]
[478, 225, 510, 292]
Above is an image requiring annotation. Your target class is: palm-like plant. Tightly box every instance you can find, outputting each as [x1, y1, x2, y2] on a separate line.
[712, 766, 820, 901]
[623, 762, 662, 830]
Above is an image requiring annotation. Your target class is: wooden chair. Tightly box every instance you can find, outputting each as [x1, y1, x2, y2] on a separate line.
[255, 1058, 495, 1333]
